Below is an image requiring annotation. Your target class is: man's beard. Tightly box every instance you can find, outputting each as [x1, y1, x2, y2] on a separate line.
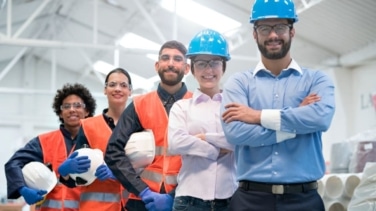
[257, 38, 291, 60]
[158, 67, 185, 86]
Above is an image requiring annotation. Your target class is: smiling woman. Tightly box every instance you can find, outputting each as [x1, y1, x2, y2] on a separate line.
[4, 83, 96, 211]
[167, 29, 236, 211]
[57, 68, 133, 211]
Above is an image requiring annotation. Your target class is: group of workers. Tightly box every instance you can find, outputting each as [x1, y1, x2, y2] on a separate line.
[4, 0, 335, 211]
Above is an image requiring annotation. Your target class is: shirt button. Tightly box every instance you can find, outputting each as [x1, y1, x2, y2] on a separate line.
[273, 171, 277, 175]
[274, 152, 278, 155]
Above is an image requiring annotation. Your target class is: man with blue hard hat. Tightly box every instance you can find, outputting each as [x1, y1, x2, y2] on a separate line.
[220, 0, 335, 210]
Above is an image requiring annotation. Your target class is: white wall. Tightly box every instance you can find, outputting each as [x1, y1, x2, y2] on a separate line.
[321, 61, 376, 168]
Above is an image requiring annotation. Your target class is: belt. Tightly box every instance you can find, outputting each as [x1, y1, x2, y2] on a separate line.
[239, 181, 318, 195]
[189, 197, 231, 207]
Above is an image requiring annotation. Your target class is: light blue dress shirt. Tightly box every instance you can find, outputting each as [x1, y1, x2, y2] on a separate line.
[220, 60, 335, 183]
[168, 89, 237, 200]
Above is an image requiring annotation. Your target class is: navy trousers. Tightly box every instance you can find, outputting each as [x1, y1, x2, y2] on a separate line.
[229, 187, 325, 211]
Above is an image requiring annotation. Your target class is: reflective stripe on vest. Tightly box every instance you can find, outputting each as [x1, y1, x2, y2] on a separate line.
[155, 146, 164, 156]
[39, 130, 81, 211]
[140, 169, 177, 186]
[155, 146, 176, 156]
[129, 91, 192, 200]
[80, 192, 120, 203]
[80, 116, 126, 210]
[41, 199, 79, 209]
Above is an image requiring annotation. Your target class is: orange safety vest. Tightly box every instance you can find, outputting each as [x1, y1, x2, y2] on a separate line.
[129, 91, 192, 200]
[39, 130, 80, 211]
[79, 115, 128, 211]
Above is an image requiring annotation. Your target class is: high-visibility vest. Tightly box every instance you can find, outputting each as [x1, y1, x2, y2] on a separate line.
[80, 115, 128, 210]
[39, 130, 80, 211]
[129, 91, 192, 200]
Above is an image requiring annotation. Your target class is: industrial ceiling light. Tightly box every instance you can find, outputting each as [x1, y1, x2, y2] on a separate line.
[118, 32, 160, 50]
[160, 0, 241, 34]
[93, 60, 115, 75]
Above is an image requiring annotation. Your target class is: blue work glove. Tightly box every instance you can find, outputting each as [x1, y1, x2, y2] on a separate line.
[19, 186, 47, 205]
[58, 151, 91, 177]
[95, 164, 116, 181]
[139, 187, 173, 211]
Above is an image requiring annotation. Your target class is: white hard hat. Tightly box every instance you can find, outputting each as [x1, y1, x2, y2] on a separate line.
[22, 162, 57, 194]
[125, 130, 155, 169]
[69, 148, 103, 186]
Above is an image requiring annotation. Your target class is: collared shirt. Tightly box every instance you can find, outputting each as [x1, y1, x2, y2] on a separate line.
[105, 83, 189, 196]
[5, 125, 78, 198]
[220, 59, 335, 183]
[168, 89, 237, 200]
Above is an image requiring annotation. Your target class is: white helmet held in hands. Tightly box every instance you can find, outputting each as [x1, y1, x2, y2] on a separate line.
[125, 130, 155, 169]
[22, 162, 57, 194]
[69, 148, 103, 186]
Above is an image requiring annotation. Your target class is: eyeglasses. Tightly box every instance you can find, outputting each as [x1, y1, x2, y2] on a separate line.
[60, 102, 86, 110]
[193, 60, 223, 71]
[254, 24, 292, 36]
[105, 81, 131, 89]
[159, 54, 185, 63]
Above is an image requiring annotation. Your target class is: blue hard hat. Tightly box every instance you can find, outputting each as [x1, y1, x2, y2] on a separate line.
[186, 29, 231, 61]
[250, 0, 298, 23]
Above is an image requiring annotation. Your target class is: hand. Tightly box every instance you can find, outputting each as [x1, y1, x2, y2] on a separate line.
[219, 148, 231, 154]
[300, 93, 320, 106]
[58, 151, 91, 177]
[19, 186, 47, 205]
[222, 103, 261, 124]
[140, 187, 173, 211]
[95, 164, 116, 181]
[195, 133, 205, 141]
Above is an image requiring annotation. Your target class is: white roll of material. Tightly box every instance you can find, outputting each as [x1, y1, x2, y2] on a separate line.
[325, 200, 347, 211]
[323, 174, 345, 199]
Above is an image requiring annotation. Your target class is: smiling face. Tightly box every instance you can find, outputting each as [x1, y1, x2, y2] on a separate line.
[253, 18, 294, 60]
[155, 48, 190, 86]
[59, 94, 89, 129]
[192, 55, 224, 95]
[104, 72, 131, 107]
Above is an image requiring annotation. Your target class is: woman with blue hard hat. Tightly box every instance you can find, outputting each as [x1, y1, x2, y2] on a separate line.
[168, 28, 236, 211]
[220, 0, 335, 210]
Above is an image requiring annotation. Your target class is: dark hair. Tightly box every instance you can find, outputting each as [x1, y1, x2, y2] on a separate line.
[189, 56, 227, 74]
[52, 83, 96, 123]
[159, 40, 187, 58]
[104, 68, 132, 90]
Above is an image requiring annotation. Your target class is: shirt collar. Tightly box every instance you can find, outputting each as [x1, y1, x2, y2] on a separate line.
[253, 59, 302, 76]
[157, 82, 188, 102]
[102, 108, 115, 129]
[193, 88, 222, 104]
[60, 124, 75, 139]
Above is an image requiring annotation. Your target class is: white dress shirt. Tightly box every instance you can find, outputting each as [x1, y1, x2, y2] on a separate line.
[168, 89, 237, 200]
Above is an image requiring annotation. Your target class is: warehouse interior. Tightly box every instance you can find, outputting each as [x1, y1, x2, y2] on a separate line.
[1, 0, 376, 210]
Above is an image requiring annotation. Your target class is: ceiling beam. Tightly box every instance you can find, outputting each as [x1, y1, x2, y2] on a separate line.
[296, 0, 323, 13]
[13, 0, 50, 38]
[130, 0, 166, 43]
[322, 42, 376, 67]
[0, 47, 28, 81]
[0, 37, 115, 50]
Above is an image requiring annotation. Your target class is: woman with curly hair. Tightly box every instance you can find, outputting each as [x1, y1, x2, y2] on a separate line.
[5, 83, 96, 211]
